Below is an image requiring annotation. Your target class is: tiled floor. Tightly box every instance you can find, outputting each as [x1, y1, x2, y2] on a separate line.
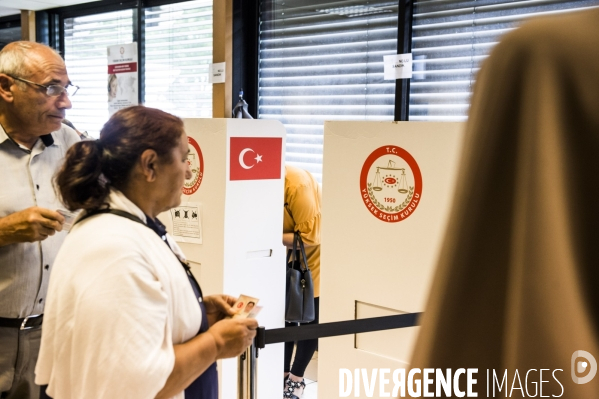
[303, 350, 318, 398]
[303, 378, 317, 399]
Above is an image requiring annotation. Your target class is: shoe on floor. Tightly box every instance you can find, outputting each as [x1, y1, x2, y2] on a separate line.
[283, 377, 305, 399]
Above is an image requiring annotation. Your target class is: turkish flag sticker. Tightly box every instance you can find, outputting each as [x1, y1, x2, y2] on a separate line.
[230, 137, 283, 181]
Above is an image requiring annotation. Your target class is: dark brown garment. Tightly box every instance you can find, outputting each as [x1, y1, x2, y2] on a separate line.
[410, 9, 599, 398]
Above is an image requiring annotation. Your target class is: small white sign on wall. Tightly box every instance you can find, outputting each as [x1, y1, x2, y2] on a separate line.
[209, 62, 226, 84]
[384, 53, 413, 80]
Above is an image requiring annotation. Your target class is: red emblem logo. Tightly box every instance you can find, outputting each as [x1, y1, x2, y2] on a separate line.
[182, 136, 204, 195]
[359, 145, 422, 223]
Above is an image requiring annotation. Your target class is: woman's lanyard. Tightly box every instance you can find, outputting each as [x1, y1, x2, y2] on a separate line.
[75, 208, 203, 302]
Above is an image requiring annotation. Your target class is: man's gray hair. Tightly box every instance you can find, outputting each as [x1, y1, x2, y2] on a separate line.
[0, 41, 61, 78]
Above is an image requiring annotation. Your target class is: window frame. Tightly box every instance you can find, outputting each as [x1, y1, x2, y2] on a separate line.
[0, 15, 22, 48]
[38, 0, 596, 124]
[235, 1, 412, 124]
[41, 0, 206, 107]
[395, 0, 413, 122]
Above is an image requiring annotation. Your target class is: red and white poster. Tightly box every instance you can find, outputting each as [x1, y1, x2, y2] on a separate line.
[229, 137, 282, 181]
[107, 42, 138, 116]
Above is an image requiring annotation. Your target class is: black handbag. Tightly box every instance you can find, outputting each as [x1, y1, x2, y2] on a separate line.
[285, 232, 315, 323]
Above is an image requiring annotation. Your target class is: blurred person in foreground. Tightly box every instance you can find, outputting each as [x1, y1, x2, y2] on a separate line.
[0, 41, 79, 399]
[408, 9, 599, 397]
[35, 106, 257, 399]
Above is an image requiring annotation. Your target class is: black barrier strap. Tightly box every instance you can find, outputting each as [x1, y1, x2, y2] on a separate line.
[255, 313, 421, 349]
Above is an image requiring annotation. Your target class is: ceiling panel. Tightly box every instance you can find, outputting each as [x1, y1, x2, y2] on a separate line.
[0, 0, 101, 18]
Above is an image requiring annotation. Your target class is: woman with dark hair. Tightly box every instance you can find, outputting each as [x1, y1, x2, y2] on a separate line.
[35, 106, 257, 399]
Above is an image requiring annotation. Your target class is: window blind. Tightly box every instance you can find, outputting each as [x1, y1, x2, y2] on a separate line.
[144, 0, 213, 118]
[258, 0, 399, 182]
[410, 0, 599, 121]
[64, 10, 134, 137]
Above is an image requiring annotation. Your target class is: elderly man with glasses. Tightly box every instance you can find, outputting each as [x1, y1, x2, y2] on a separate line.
[0, 41, 80, 399]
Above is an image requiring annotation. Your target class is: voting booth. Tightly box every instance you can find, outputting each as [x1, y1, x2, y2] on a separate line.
[319, 121, 465, 397]
[159, 118, 286, 399]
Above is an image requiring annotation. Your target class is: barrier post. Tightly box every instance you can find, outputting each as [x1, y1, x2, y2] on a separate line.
[249, 343, 258, 399]
[238, 350, 248, 399]
[245, 314, 421, 398]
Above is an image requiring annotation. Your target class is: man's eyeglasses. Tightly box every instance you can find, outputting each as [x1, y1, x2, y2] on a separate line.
[8, 75, 79, 97]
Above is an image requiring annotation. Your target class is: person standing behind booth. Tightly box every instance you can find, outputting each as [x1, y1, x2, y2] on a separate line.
[0, 41, 80, 399]
[35, 106, 258, 399]
[283, 165, 322, 399]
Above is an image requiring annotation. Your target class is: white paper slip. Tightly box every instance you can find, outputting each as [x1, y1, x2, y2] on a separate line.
[57, 209, 79, 232]
[246, 249, 272, 259]
[384, 53, 413, 80]
[209, 62, 226, 84]
[247, 305, 262, 319]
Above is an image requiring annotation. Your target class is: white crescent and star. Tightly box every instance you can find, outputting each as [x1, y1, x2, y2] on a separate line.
[239, 148, 263, 169]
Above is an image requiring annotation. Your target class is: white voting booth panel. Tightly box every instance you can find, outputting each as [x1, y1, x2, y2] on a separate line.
[319, 121, 465, 398]
[159, 118, 286, 399]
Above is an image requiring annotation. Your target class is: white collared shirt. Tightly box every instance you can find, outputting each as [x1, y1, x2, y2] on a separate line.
[0, 124, 80, 318]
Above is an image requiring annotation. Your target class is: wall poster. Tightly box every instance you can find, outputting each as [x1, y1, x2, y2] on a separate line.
[107, 43, 139, 115]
